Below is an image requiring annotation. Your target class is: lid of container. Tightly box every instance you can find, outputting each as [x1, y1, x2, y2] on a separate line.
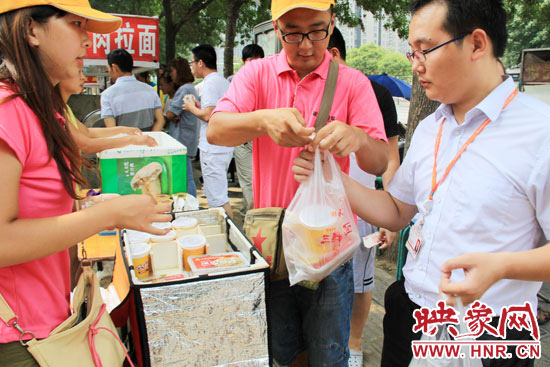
[130, 243, 151, 258]
[97, 132, 187, 159]
[172, 216, 198, 229]
[178, 234, 207, 250]
[126, 230, 151, 244]
[150, 230, 176, 242]
[152, 222, 172, 230]
[299, 204, 337, 230]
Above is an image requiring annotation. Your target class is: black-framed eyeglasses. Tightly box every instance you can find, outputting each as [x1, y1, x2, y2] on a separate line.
[277, 17, 332, 44]
[406, 32, 471, 63]
[188, 60, 198, 66]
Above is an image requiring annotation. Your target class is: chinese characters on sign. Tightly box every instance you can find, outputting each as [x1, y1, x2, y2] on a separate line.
[87, 15, 159, 64]
[411, 301, 541, 360]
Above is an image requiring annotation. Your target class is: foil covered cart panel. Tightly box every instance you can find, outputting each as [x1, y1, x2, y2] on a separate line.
[141, 272, 268, 366]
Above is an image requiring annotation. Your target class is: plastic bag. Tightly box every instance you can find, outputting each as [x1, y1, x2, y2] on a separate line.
[409, 298, 483, 367]
[282, 149, 360, 286]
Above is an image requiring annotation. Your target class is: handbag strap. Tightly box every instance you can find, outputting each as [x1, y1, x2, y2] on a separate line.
[314, 60, 339, 132]
[0, 264, 95, 345]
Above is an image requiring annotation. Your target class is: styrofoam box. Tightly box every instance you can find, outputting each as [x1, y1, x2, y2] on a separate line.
[97, 132, 188, 195]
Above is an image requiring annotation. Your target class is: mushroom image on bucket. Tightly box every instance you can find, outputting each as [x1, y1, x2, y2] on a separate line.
[131, 162, 163, 195]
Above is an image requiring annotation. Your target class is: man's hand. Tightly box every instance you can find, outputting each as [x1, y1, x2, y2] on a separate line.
[439, 252, 505, 306]
[292, 147, 315, 182]
[377, 228, 396, 250]
[314, 122, 362, 157]
[260, 108, 314, 147]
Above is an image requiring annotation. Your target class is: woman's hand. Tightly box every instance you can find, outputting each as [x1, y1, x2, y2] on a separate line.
[104, 195, 172, 235]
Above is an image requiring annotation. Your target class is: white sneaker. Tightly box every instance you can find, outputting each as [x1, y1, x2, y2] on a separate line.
[348, 349, 363, 367]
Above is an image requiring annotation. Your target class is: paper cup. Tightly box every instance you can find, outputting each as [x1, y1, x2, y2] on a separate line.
[299, 205, 337, 264]
[178, 234, 207, 271]
[130, 243, 152, 279]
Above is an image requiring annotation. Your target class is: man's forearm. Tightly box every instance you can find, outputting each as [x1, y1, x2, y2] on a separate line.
[189, 105, 214, 122]
[103, 117, 116, 128]
[381, 136, 400, 189]
[207, 111, 265, 147]
[341, 173, 416, 231]
[501, 244, 550, 282]
[354, 129, 389, 176]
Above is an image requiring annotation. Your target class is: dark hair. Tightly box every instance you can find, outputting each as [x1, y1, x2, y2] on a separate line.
[242, 44, 264, 62]
[191, 45, 217, 70]
[0, 6, 89, 198]
[167, 58, 194, 85]
[107, 48, 133, 73]
[409, 0, 507, 58]
[327, 26, 346, 61]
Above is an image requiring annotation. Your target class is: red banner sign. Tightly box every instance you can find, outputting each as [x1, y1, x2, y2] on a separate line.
[86, 14, 159, 67]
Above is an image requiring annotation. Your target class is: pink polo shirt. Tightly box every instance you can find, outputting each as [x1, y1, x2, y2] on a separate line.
[213, 50, 386, 208]
[0, 83, 73, 343]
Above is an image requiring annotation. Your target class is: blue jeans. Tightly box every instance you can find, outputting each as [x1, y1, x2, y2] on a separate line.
[269, 261, 354, 367]
[186, 156, 196, 197]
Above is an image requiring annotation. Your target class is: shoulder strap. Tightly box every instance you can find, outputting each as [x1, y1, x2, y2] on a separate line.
[0, 292, 17, 324]
[314, 60, 339, 132]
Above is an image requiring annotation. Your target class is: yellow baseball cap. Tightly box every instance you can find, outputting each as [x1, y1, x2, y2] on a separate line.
[271, 0, 335, 20]
[0, 0, 121, 34]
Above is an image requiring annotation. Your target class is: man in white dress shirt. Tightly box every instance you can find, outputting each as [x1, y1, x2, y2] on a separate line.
[292, 0, 550, 366]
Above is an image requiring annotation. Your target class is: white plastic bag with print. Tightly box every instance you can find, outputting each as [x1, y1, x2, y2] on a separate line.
[282, 149, 360, 286]
[409, 298, 483, 367]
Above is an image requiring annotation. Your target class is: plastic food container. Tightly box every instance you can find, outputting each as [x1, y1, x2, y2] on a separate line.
[187, 252, 248, 275]
[126, 230, 151, 244]
[172, 217, 198, 237]
[130, 243, 152, 279]
[178, 234, 207, 271]
[150, 229, 176, 243]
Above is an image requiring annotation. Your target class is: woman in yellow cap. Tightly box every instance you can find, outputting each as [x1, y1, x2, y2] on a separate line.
[0, 2, 171, 364]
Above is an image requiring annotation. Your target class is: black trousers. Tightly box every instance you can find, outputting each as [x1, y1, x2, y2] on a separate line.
[381, 279, 535, 367]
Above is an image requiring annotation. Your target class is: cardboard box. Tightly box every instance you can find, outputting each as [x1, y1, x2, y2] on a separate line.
[119, 209, 271, 367]
[98, 132, 187, 195]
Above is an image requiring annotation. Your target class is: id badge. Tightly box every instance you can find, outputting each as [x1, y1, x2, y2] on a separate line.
[405, 223, 423, 260]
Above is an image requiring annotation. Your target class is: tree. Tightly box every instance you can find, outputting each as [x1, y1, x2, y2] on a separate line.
[347, 43, 412, 81]
[162, 0, 218, 62]
[502, 3, 550, 68]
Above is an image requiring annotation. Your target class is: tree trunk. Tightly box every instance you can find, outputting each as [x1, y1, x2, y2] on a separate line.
[163, 0, 217, 63]
[223, 0, 245, 78]
[381, 73, 440, 265]
[163, 0, 176, 63]
[404, 73, 440, 155]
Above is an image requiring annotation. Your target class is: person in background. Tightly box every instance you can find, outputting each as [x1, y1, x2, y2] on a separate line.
[294, 0, 550, 366]
[185, 45, 234, 218]
[165, 58, 200, 198]
[60, 70, 157, 153]
[158, 72, 177, 136]
[0, 2, 171, 365]
[231, 44, 265, 213]
[136, 71, 156, 87]
[101, 48, 164, 131]
[208, 0, 388, 365]
[327, 26, 401, 367]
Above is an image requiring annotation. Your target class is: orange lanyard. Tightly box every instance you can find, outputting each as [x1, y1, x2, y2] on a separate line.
[429, 88, 518, 200]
